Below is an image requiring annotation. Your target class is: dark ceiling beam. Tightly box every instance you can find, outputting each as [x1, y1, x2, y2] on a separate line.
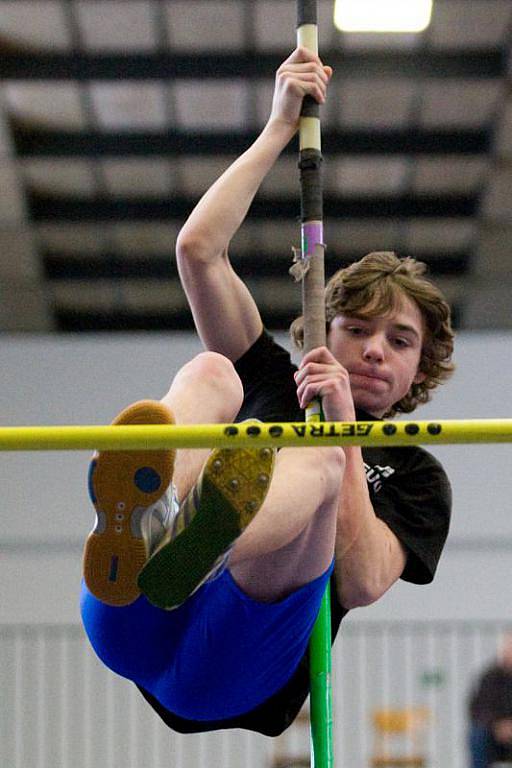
[55, 309, 195, 332]
[54, 304, 462, 333]
[13, 126, 491, 157]
[29, 192, 478, 221]
[43, 252, 471, 280]
[54, 308, 292, 333]
[0, 49, 506, 80]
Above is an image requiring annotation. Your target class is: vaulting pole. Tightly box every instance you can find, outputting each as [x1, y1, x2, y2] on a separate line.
[295, 2, 333, 766]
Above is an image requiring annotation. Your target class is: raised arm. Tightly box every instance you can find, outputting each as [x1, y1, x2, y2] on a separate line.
[176, 48, 332, 361]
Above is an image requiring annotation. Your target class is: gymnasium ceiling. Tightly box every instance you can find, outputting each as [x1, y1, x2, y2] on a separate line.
[1, 0, 512, 333]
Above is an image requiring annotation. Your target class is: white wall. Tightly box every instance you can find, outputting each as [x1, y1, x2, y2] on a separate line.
[1, 331, 511, 624]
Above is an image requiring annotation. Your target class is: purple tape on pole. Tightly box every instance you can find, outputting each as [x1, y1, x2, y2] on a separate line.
[302, 221, 324, 258]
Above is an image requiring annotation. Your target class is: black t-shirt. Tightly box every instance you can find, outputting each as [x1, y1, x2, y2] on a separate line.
[138, 330, 452, 736]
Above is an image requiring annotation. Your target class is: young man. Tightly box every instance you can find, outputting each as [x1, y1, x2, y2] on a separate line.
[468, 633, 512, 767]
[81, 48, 454, 736]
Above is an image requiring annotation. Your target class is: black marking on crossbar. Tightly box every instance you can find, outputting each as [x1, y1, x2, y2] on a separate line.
[220, 421, 449, 442]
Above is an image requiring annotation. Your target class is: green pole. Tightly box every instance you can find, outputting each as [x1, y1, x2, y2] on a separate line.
[309, 585, 334, 767]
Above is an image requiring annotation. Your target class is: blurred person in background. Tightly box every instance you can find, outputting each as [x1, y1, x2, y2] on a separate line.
[468, 632, 512, 767]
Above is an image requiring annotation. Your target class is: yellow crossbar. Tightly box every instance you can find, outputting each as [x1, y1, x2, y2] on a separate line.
[0, 419, 511, 452]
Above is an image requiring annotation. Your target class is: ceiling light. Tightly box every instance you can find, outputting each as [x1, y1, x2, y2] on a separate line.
[334, 0, 433, 33]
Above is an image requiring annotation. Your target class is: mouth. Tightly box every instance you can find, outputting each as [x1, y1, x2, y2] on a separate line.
[350, 370, 390, 385]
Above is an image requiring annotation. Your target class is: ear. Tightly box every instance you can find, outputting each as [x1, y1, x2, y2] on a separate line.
[413, 369, 427, 384]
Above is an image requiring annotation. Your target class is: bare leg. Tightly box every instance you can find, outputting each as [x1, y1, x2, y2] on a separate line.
[84, 352, 247, 609]
[159, 351, 244, 500]
[156, 352, 343, 605]
[229, 446, 344, 602]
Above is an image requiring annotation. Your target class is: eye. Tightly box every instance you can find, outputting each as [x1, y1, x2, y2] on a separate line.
[347, 325, 366, 335]
[391, 336, 411, 348]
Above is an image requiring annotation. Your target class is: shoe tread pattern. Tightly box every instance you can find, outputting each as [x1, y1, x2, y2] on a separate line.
[138, 446, 275, 610]
[83, 400, 175, 607]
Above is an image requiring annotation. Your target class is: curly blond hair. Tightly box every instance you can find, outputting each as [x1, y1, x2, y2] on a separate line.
[290, 251, 455, 417]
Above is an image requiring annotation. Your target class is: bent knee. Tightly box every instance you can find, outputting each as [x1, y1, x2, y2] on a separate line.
[180, 352, 244, 410]
[189, 351, 243, 393]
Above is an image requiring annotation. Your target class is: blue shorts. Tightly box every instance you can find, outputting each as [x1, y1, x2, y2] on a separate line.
[80, 561, 333, 721]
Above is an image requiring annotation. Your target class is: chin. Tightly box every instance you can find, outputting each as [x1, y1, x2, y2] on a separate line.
[352, 387, 392, 417]
[355, 398, 387, 418]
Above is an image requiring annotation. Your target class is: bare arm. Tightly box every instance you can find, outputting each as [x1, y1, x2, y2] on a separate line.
[334, 446, 407, 608]
[176, 48, 332, 361]
[176, 121, 294, 360]
[295, 346, 407, 608]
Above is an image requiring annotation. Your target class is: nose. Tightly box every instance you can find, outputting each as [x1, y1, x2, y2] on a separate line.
[362, 333, 385, 363]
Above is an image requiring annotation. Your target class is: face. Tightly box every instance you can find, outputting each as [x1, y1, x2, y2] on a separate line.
[327, 295, 427, 417]
[500, 634, 512, 670]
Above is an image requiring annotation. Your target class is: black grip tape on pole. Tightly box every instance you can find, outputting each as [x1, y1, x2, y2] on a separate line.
[297, 0, 317, 26]
[299, 148, 323, 222]
[301, 96, 320, 119]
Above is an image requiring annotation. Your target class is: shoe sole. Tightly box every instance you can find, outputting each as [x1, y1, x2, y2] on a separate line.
[83, 400, 175, 607]
[137, 446, 275, 610]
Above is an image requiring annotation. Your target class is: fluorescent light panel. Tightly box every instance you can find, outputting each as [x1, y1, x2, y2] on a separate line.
[334, 0, 433, 33]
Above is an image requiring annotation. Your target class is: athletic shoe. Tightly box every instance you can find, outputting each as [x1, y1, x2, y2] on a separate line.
[83, 400, 176, 607]
[138, 442, 276, 610]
